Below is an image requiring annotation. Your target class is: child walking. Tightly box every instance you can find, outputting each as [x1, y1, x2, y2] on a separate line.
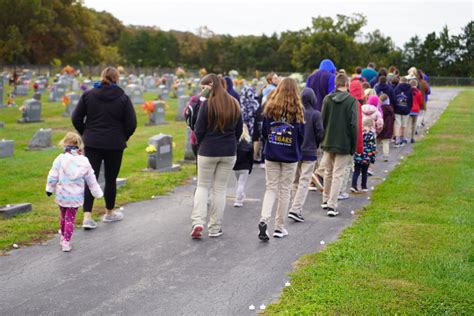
[351, 118, 377, 192]
[258, 78, 304, 241]
[46, 132, 103, 252]
[377, 94, 395, 161]
[409, 79, 423, 143]
[233, 124, 254, 207]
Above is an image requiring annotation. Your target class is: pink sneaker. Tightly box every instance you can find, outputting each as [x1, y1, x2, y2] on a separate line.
[62, 240, 72, 252]
[190, 225, 204, 239]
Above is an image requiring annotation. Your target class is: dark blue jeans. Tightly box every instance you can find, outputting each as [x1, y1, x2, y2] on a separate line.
[352, 163, 369, 189]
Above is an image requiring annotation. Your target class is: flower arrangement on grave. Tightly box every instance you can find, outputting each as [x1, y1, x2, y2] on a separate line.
[62, 65, 75, 75]
[7, 94, 16, 107]
[62, 95, 71, 107]
[175, 67, 186, 79]
[142, 101, 155, 114]
[199, 68, 207, 77]
[145, 144, 157, 153]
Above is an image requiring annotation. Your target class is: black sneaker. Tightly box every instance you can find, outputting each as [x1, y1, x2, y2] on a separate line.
[321, 202, 328, 210]
[327, 208, 339, 217]
[209, 229, 223, 238]
[410, 138, 415, 144]
[288, 212, 305, 223]
[258, 222, 269, 241]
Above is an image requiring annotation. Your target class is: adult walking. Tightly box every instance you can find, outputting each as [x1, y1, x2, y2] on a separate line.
[320, 74, 359, 217]
[306, 59, 337, 112]
[191, 73, 243, 239]
[72, 67, 137, 229]
[361, 62, 378, 83]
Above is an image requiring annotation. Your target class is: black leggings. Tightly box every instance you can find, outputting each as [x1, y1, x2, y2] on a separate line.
[352, 163, 369, 189]
[83, 147, 124, 212]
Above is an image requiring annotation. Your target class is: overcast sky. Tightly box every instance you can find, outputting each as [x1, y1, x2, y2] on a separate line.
[84, 0, 473, 47]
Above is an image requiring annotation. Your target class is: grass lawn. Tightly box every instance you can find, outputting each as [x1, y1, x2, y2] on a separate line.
[0, 83, 195, 253]
[267, 90, 474, 314]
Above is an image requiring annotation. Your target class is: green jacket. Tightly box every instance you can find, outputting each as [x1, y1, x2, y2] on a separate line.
[321, 90, 359, 155]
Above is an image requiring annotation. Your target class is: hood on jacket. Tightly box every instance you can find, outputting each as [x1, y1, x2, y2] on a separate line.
[319, 59, 336, 74]
[92, 84, 125, 102]
[367, 95, 379, 106]
[350, 78, 364, 100]
[330, 90, 351, 103]
[301, 88, 317, 110]
[362, 103, 378, 116]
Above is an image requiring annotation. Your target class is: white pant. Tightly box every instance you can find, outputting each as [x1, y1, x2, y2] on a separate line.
[234, 170, 249, 201]
[260, 160, 297, 230]
[289, 160, 316, 215]
[191, 155, 236, 233]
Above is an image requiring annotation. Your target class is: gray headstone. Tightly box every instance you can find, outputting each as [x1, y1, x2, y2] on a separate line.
[0, 203, 32, 218]
[145, 76, 157, 91]
[0, 122, 4, 128]
[164, 74, 173, 90]
[147, 101, 166, 126]
[28, 128, 52, 150]
[193, 78, 201, 95]
[18, 99, 42, 123]
[176, 95, 189, 121]
[97, 162, 127, 189]
[82, 79, 92, 91]
[0, 140, 14, 158]
[160, 88, 169, 101]
[24, 70, 33, 80]
[176, 83, 186, 98]
[119, 77, 128, 89]
[62, 92, 80, 117]
[184, 127, 196, 162]
[35, 80, 47, 93]
[49, 83, 67, 102]
[148, 134, 173, 171]
[125, 84, 144, 105]
[14, 84, 28, 96]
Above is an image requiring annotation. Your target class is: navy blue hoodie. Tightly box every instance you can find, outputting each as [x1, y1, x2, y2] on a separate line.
[224, 77, 241, 104]
[301, 88, 324, 161]
[393, 83, 413, 115]
[374, 82, 397, 107]
[306, 59, 336, 112]
[262, 115, 304, 163]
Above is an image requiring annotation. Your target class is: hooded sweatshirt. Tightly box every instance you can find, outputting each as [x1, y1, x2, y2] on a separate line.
[306, 59, 336, 112]
[393, 83, 413, 115]
[225, 77, 241, 104]
[72, 84, 137, 150]
[321, 90, 359, 155]
[46, 149, 103, 208]
[374, 81, 396, 108]
[300, 88, 324, 161]
[262, 116, 305, 163]
[239, 86, 260, 136]
[378, 98, 395, 140]
[362, 96, 384, 134]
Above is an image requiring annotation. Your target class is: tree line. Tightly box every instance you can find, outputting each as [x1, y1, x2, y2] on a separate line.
[0, 0, 472, 76]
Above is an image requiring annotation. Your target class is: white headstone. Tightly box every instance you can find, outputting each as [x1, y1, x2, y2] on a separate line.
[176, 95, 189, 121]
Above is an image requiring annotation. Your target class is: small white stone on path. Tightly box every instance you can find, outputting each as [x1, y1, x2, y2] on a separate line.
[320, 240, 325, 245]
[151, 195, 155, 199]
[384, 170, 388, 173]
[368, 197, 371, 200]
[6, 204, 11, 208]
[193, 177, 197, 181]
[260, 304, 266, 310]
[248, 305, 255, 311]
[371, 186, 375, 190]
[12, 244, 18, 249]
[350, 210, 355, 215]
[119, 207, 124, 211]
[285, 281, 291, 287]
[400, 156, 404, 160]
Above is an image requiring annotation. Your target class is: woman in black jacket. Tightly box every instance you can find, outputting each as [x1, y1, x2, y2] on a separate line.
[72, 67, 137, 229]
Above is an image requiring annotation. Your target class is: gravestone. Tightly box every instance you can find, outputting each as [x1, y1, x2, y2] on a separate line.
[128, 74, 139, 85]
[28, 128, 53, 150]
[0, 122, 4, 128]
[14, 84, 28, 96]
[0, 78, 3, 108]
[146, 101, 166, 126]
[160, 87, 169, 101]
[33, 92, 41, 101]
[97, 162, 127, 189]
[0, 139, 14, 158]
[176, 82, 186, 98]
[48, 82, 67, 102]
[164, 74, 173, 90]
[24, 70, 33, 80]
[0, 203, 32, 218]
[62, 92, 80, 117]
[145, 76, 157, 91]
[81, 79, 92, 91]
[125, 84, 144, 105]
[119, 76, 128, 89]
[71, 78, 80, 91]
[193, 78, 201, 95]
[176, 95, 189, 121]
[17, 99, 43, 123]
[34, 80, 47, 93]
[146, 134, 180, 172]
[184, 127, 196, 162]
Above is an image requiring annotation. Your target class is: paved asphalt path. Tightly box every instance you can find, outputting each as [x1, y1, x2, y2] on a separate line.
[0, 88, 460, 315]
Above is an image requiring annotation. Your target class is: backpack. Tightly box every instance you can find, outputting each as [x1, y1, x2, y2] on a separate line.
[184, 96, 202, 131]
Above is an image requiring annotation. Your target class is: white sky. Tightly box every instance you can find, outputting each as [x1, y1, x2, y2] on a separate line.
[83, 0, 473, 47]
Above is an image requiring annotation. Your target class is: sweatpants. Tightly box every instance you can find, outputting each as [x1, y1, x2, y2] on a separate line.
[289, 160, 316, 215]
[234, 169, 250, 201]
[191, 155, 236, 233]
[352, 163, 369, 189]
[321, 152, 352, 210]
[260, 160, 298, 230]
[83, 147, 124, 212]
[59, 206, 78, 241]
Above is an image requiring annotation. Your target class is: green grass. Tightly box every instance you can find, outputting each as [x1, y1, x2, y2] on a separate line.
[267, 91, 474, 315]
[0, 84, 196, 253]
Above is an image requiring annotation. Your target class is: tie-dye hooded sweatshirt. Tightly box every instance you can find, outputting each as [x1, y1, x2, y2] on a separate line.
[46, 150, 103, 207]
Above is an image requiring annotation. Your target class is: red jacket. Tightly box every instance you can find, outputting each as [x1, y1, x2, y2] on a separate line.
[350, 77, 364, 102]
[411, 87, 423, 114]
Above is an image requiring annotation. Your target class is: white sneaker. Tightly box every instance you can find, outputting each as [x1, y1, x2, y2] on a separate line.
[102, 211, 124, 222]
[273, 228, 289, 238]
[338, 192, 349, 200]
[233, 200, 243, 207]
[259, 163, 266, 169]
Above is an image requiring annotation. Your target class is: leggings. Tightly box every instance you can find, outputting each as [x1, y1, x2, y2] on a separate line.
[83, 147, 124, 212]
[59, 206, 78, 241]
[352, 163, 369, 189]
[234, 170, 250, 200]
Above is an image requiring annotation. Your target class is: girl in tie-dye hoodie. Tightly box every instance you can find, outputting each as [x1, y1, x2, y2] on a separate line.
[46, 132, 103, 252]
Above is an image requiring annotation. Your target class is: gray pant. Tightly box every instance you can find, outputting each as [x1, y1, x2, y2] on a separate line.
[191, 155, 236, 233]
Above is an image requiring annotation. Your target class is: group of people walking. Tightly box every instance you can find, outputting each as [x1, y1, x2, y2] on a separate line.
[44, 61, 430, 252]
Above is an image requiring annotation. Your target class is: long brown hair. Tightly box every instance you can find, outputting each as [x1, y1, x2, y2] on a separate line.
[201, 73, 240, 132]
[264, 77, 304, 123]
